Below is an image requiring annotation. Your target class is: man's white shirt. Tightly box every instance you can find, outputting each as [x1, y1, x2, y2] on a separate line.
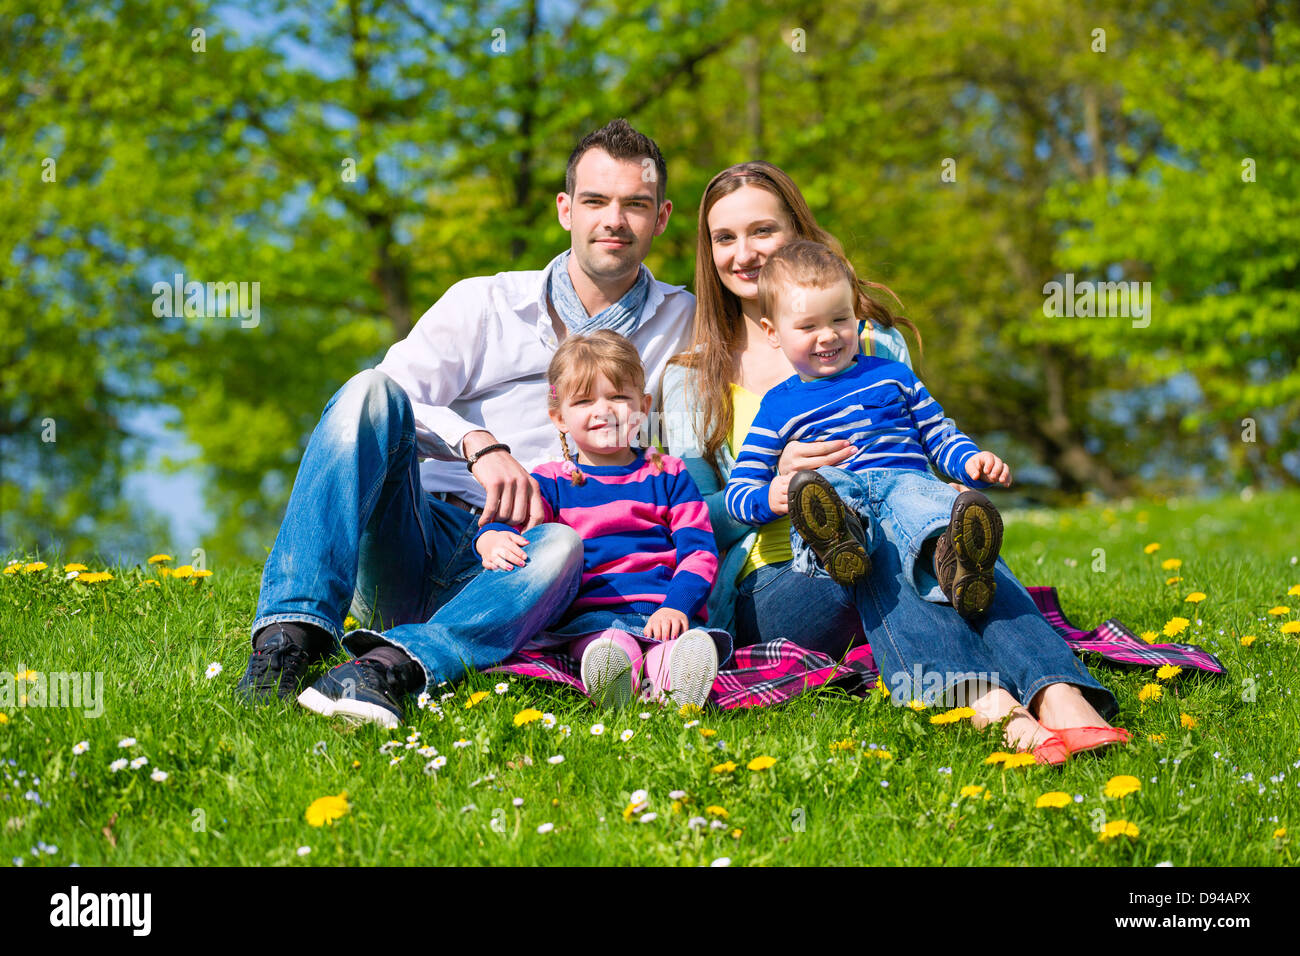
[374, 252, 696, 508]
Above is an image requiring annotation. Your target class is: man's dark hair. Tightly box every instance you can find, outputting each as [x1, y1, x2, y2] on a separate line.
[564, 118, 667, 206]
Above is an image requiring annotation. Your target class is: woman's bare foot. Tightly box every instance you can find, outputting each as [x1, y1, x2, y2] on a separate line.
[967, 686, 1057, 753]
[1032, 683, 1110, 731]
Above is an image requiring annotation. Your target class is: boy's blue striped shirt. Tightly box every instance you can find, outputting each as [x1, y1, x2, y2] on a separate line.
[725, 354, 989, 526]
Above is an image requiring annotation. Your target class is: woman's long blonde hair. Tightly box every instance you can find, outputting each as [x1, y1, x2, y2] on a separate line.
[669, 161, 920, 482]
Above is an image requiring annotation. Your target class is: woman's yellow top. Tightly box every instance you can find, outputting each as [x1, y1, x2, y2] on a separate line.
[728, 383, 793, 581]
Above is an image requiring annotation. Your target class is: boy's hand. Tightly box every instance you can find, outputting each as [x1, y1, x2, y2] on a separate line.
[768, 474, 792, 515]
[644, 607, 688, 642]
[965, 452, 1012, 487]
[476, 528, 530, 571]
[778, 439, 858, 476]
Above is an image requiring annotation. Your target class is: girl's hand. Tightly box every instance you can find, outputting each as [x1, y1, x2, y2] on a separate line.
[964, 452, 1012, 487]
[644, 607, 688, 642]
[777, 439, 858, 476]
[476, 529, 530, 571]
[768, 474, 792, 515]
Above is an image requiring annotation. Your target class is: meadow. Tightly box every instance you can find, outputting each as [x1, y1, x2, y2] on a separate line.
[3, 490, 1298, 867]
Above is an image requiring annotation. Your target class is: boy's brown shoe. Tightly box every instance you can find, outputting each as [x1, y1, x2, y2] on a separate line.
[934, 490, 1004, 618]
[788, 470, 872, 585]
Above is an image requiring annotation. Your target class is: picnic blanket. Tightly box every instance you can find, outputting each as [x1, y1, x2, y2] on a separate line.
[486, 585, 1226, 710]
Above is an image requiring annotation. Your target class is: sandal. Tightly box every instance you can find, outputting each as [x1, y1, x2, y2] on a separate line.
[1041, 725, 1132, 755]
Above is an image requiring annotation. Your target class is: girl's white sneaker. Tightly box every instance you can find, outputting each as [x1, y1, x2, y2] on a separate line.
[579, 637, 635, 709]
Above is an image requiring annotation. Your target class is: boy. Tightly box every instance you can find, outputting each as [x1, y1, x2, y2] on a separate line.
[724, 240, 1012, 618]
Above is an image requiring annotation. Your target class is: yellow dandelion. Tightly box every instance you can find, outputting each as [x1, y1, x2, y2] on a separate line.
[621, 802, 642, 822]
[190, 569, 213, 579]
[1002, 753, 1038, 769]
[699, 728, 717, 738]
[1099, 820, 1140, 841]
[1143, 543, 1160, 554]
[678, 703, 702, 717]
[985, 751, 1012, 765]
[63, 563, 88, 572]
[1139, 630, 1158, 644]
[1282, 622, 1300, 635]
[1184, 591, 1206, 603]
[829, 738, 856, 753]
[671, 800, 682, 814]
[304, 791, 349, 827]
[871, 750, 894, 760]
[147, 554, 172, 564]
[171, 565, 194, 579]
[1137, 683, 1163, 703]
[3, 565, 20, 575]
[1268, 606, 1291, 616]
[930, 707, 975, 725]
[0, 713, 8, 724]
[1104, 775, 1141, 798]
[907, 698, 926, 711]
[959, 785, 985, 798]
[156, 566, 171, 577]
[139, 580, 160, 588]
[731, 828, 743, 839]
[344, 616, 360, 630]
[1162, 617, 1190, 637]
[1275, 827, 1287, 839]
[1148, 733, 1165, 743]
[16, 670, 38, 681]
[464, 690, 490, 708]
[875, 677, 890, 698]
[1161, 558, 1182, 570]
[21, 562, 47, 573]
[350, 760, 361, 769]
[711, 761, 736, 774]
[1288, 584, 1300, 597]
[1035, 791, 1071, 809]
[513, 708, 544, 727]
[1180, 713, 1197, 729]
[78, 572, 114, 584]
[747, 755, 777, 772]
[1156, 665, 1182, 681]
[705, 805, 728, 818]
[1165, 577, 1182, 586]
[1240, 635, 1257, 646]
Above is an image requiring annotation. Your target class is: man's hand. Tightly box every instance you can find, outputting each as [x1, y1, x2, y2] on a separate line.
[777, 439, 858, 476]
[475, 529, 530, 572]
[964, 452, 1012, 487]
[644, 607, 688, 642]
[463, 430, 547, 528]
[767, 474, 792, 516]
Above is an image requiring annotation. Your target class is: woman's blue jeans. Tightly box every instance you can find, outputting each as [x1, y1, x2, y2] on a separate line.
[251, 369, 583, 692]
[737, 537, 1117, 718]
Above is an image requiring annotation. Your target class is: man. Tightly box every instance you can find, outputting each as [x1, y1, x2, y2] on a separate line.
[237, 119, 695, 727]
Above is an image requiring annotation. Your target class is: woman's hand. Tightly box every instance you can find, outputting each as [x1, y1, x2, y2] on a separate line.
[767, 474, 791, 515]
[777, 439, 858, 476]
[475, 529, 530, 572]
[644, 607, 688, 641]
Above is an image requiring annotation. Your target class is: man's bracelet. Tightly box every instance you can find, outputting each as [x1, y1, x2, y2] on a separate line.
[465, 442, 511, 472]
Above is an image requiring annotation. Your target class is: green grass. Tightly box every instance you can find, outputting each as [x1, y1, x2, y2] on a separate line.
[3, 489, 1299, 866]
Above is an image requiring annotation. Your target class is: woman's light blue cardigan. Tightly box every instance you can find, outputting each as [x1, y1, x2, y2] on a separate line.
[656, 324, 913, 635]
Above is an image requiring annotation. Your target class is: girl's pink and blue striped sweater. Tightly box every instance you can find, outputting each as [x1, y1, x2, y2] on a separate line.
[473, 449, 719, 620]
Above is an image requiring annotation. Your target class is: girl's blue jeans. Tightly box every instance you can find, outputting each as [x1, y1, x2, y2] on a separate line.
[251, 370, 584, 693]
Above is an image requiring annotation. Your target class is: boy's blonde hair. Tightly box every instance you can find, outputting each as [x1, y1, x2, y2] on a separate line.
[757, 239, 860, 323]
[547, 330, 662, 485]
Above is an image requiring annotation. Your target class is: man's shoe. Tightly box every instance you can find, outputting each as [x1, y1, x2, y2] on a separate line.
[788, 470, 871, 585]
[235, 627, 315, 702]
[934, 490, 1004, 618]
[580, 638, 636, 709]
[296, 658, 419, 729]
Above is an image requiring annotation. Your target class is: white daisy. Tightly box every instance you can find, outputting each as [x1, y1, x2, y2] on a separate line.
[416, 746, 438, 759]
[379, 741, 401, 754]
[406, 731, 421, 743]
[204, 662, 223, 679]
[452, 739, 471, 749]
[688, 816, 707, 829]
[297, 846, 312, 857]
[669, 790, 686, 800]
[542, 713, 557, 728]
[630, 789, 649, 805]
[72, 741, 89, 755]
[710, 820, 726, 830]
[639, 812, 658, 823]
[710, 857, 731, 867]
[440, 691, 456, 701]
[130, 756, 148, 769]
[548, 754, 565, 765]
[558, 725, 572, 738]
[65, 570, 80, 580]
[620, 729, 634, 742]
[117, 737, 137, 748]
[430, 755, 447, 770]
[416, 692, 431, 709]
[150, 769, 168, 782]
[388, 756, 404, 766]
[590, 723, 605, 736]
[494, 682, 509, 694]
[639, 712, 651, 720]
[536, 822, 554, 834]
[684, 719, 700, 729]
[109, 759, 128, 772]
[512, 797, 524, 807]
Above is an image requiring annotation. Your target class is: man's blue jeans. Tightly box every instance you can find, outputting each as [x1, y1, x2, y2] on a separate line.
[251, 369, 583, 692]
[790, 466, 961, 601]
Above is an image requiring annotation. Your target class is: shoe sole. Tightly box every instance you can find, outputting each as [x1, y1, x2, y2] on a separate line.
[666, 630, 719, 711]
[296, 686, 402, 730]
[945, 491, 1003, 618]
[580, 642, 635, 710]
[789, 471, 871, 586]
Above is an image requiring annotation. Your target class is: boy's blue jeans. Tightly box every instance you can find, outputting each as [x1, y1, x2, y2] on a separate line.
[790, 466, 959, 601]
[251, 370, 584, 693]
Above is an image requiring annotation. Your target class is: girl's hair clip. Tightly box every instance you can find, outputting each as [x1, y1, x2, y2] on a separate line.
[548, 384, 558, 398]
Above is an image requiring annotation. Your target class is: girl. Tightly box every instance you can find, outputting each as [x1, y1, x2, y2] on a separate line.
[475, 330, 731, 710]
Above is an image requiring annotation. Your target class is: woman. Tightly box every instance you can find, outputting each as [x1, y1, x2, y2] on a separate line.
[659, 162, 1126, 759]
